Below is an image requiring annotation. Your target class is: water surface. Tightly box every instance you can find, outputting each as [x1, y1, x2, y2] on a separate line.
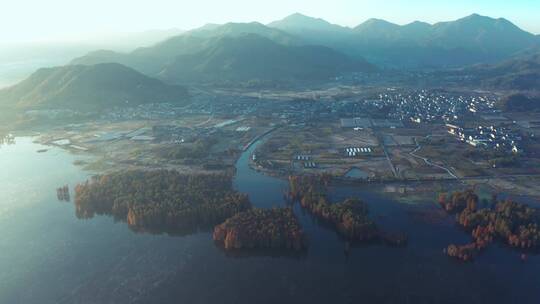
[1, 137, 539, 304]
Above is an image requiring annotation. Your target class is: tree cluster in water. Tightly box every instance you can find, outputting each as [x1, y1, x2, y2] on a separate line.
[74, 170, 251, 234]
[0, 133, 15, 147]
[74, 170, 310, 253]
[213, 207, 307, 251]
[439, 189, 540, 262]
[73, 170, 411, 253]
[56, 185, 70, 202]
[288, 175, 407, 246]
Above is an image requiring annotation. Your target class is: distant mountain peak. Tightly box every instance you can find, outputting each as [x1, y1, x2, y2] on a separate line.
[362, 18, 398, 25]
[463, 13, 509, 23]
[455, 13, 501, 25]
[286, 12, 313, 19]
[357, 18, 399, 28]
[355, 18, 400, 31]
[467, 13, 483, 18]
[281, 12, 327, 23]
[268, 13, 347, 32]
[194, 23, 221, 32]
[405, 21, 431, 27]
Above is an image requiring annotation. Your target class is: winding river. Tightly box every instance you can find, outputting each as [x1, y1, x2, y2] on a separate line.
[1, 136, 539, 304]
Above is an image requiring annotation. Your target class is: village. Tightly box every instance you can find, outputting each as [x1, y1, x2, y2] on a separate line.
[19, 84, 540, 198]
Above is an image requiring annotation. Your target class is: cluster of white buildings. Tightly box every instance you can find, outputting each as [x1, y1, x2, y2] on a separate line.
[293, 155, 316, 168]
[447, 124, 521, 154]
[303, 162, 317, 168]
[376, 90, 497, 124]
[345, 147, 372, 157]
[295, 155, 311, 161]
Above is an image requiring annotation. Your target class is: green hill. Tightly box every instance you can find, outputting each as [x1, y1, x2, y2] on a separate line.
[459, 51, 540, 90]
[498, 94, 540, 111]
[0, 63, 189, 111]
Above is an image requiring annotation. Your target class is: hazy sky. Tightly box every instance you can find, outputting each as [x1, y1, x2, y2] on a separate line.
[2, 0, 539, 43]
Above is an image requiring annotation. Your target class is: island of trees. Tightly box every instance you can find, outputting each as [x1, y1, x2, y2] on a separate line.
[74, 170, 251, 234]
[288, 175, 407, 246]
[213, 207, 307, 251]
[439, 189, 540, 261]
[74, 170, 310, 253]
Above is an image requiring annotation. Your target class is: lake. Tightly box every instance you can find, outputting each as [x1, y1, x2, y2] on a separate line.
[1, 137, 539, 304]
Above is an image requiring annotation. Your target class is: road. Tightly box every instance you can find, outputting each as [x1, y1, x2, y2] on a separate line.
[409, 137, 459, 180]
[375, 131, 399, 178]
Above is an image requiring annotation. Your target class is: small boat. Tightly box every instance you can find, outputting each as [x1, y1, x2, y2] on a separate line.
[37, 149, 48, 153]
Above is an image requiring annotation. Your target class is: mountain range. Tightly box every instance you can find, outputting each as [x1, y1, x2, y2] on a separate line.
[2, 13, 539, 113]
[72, 21, 374, 83]
[72, 13, 540, 80]
[158, 34, 373, 82]
[269, 13, 540, 67]
[0, 63, 188, 111]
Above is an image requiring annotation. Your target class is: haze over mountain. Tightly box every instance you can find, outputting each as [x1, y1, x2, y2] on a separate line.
[187, 22, 300, 46]
[0, 28, 185, 90]
[269, 13, 540, 67]
[72, 13, 540, 80]
[159, 34, 373, 82]
[72, 22, 373, 83]
[0, 63, 188, 111]
[72, 22, 302, 69]
[268, 13, 351, 45]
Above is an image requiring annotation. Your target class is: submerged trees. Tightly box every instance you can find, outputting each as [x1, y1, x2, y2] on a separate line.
[288, 174, 407, 246]
[213, 208, 307, 251]
[74, 170, 310, 254]
[74, 170, 251, 234]
[440, 189, 540, 261]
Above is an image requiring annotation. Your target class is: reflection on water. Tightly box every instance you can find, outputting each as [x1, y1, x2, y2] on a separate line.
[215, 244, 309, 260]
[1, 137, 540, 304]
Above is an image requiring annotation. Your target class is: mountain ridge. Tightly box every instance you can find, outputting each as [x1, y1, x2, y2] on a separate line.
[269, 13, 540, 67]
[72, 22, 373, 83]
[158, 34, 374, 82]
[71, 13, 540, 77]
[460, 51, 540, 90]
